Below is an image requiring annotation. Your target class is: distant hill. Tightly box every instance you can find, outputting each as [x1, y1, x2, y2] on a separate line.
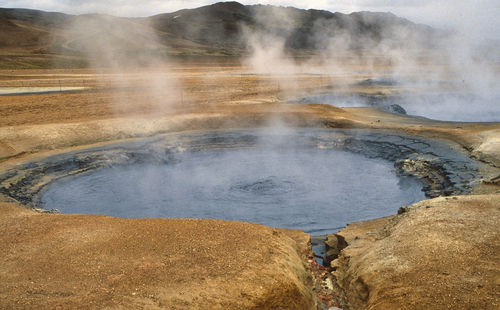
[0, 1, 438, 67]
[149, 2, 436, 51]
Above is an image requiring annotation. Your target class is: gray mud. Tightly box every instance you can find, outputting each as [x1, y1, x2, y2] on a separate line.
[289, 93, 408, 115]
[0, 129, 484, 234]
[291, 91, 500, 122]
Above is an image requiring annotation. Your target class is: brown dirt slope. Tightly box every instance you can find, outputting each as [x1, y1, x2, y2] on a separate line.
[0, 202, 315, 309]
[332, 194, 500, 310]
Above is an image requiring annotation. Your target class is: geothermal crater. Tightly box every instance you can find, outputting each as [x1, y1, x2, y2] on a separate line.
[40, 140, 423, 235]
[0, 128, 482, 236]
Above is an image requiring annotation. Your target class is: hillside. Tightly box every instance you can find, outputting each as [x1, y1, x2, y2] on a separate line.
[149, 2, 435, 51]
[0, 1, 437, 67]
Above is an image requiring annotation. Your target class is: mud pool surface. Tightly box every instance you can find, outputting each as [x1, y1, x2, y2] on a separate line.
[393, 93, 500, 122]
[1, 129, 483, 235]
[41, 146, 424, 235]
[292, 86, 500, 122]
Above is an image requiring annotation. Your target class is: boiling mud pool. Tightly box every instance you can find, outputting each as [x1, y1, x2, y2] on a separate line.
[42, 143, 425, 235]
[293, 92, 500, 122]
[399, 93, 500, 122]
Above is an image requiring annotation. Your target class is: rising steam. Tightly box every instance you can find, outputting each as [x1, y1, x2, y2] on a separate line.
[59, 14, 179, 115]
[239, 4, 499, 121]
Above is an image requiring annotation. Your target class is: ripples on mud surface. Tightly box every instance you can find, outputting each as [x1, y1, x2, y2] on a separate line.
[41, 131, 425, 235]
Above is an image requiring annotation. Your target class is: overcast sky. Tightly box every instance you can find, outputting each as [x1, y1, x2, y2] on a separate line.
[2, 0, 499, 39]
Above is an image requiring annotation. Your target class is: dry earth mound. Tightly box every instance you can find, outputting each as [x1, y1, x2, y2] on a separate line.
[330, 194, 500, 309]
[0, 202, 315, 309]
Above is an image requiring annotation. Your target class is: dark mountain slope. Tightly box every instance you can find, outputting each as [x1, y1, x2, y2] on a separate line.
[0, 1, 438, 66]
[147, 2, 435, 51]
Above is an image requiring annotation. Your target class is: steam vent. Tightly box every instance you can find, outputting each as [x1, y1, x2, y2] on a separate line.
[0, 2, 499, 309]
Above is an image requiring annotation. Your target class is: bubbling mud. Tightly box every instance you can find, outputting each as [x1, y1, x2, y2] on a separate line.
[40, 130, 425, 235]
[1, 129, 481, 235]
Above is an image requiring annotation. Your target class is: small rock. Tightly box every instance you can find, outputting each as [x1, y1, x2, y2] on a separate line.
[324, 234, 348, 266]
[381, 104, 407, 115]
[398, 206, 410, 214]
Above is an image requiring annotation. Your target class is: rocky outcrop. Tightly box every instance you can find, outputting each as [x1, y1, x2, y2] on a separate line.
[337, 131, 482, 197]
[380, 104, 406, 115]
[323, 233, 348, 267]
[394, 154, 455, 197]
